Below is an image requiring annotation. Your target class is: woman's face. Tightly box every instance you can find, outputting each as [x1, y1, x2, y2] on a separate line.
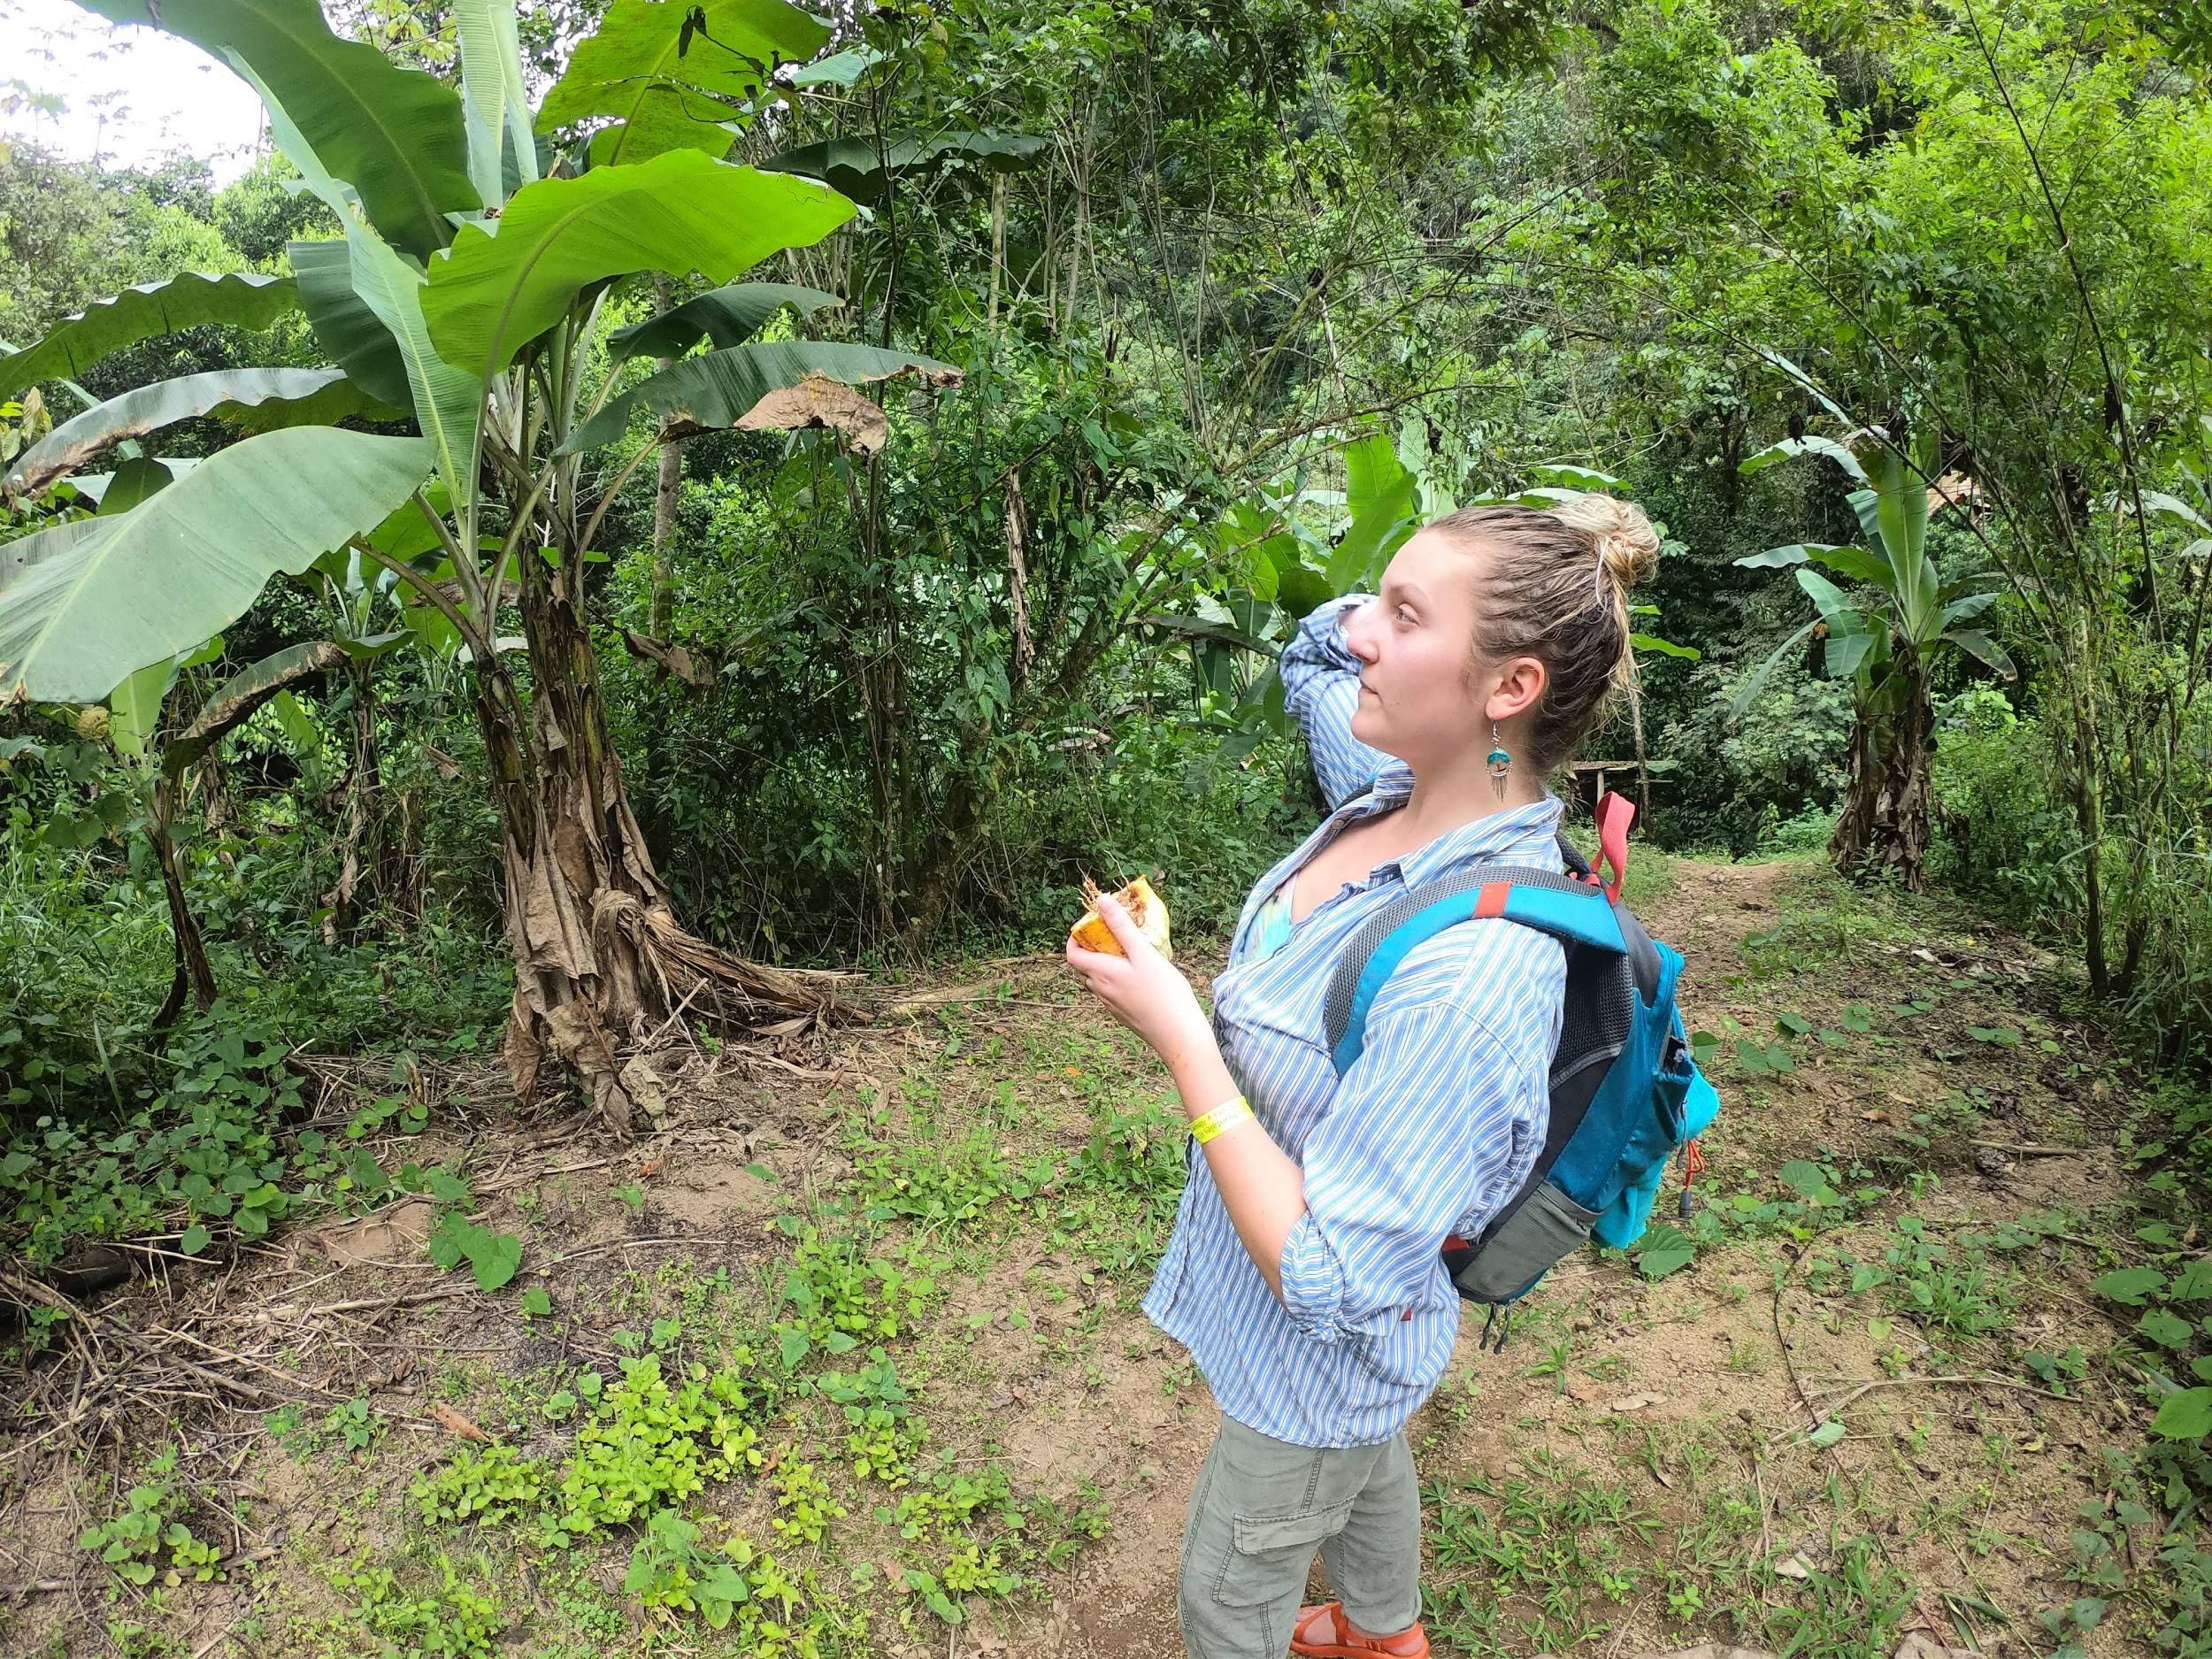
[1341, 527, 1513, 771]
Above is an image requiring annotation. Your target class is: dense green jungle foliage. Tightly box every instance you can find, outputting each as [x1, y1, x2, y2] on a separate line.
[8, 4, 2212, 1655]
[1, 0, 2208, 1249]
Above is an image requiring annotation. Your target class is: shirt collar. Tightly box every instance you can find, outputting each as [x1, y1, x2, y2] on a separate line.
[1331, 776, 1564, 891]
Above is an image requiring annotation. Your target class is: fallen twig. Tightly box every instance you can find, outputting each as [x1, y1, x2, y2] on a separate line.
[281, 1286, 468, 1318]
[548, 1234, 755, 1263]
[472, 1154, 629, 1194]
[1811, 1373, 2090, 1415]
[149, 1326, 331, 1396]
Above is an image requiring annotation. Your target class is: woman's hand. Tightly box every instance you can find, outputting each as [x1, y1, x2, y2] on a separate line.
[1064, 894, 1215, 1072]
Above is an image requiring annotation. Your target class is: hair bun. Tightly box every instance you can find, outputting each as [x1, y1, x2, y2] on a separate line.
[1548, 493, 1661, 595]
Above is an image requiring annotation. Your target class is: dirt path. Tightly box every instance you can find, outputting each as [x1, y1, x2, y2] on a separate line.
[3, 851, 2167, 1659]
[1003, 862, 1797, 1658]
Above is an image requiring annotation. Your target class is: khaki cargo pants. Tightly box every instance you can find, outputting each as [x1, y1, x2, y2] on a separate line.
[1176, 1413, 1422, 1659]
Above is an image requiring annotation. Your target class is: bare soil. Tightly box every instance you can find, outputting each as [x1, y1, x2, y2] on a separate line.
[0, 853, 2174, 1659]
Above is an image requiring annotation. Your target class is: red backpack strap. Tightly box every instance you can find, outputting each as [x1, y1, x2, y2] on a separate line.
[1594, 790, 1635, 902]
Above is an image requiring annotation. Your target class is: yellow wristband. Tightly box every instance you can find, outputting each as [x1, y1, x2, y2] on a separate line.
[1189, 1095, 1254, 1145]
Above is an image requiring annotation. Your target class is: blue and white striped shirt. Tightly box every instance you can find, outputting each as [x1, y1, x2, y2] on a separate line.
[1141, 596, 1567, 1448]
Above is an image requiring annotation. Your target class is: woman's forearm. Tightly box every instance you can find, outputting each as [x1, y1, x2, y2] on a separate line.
[1166, 1042, 1307, 1300]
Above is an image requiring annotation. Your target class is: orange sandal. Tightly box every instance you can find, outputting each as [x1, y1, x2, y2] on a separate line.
[1289, 1601, 1431, 1658]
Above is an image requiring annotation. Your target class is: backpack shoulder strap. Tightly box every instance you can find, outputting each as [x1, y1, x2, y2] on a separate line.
[1323, 864, 1626, 1074]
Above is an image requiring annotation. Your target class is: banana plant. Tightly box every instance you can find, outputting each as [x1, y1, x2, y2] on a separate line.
[1732, 422, 2014, 889]
[0, 0, 959, 1132]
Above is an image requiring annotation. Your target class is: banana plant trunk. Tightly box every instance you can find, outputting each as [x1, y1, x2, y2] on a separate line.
[329, 658, 411, 933]
[1831, 652, 1933, 891]
[149, 780, 218, 1032]
[472, 546, 842, 1136]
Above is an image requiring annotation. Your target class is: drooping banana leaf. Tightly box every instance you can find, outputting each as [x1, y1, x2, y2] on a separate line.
[0, 273, 300, 401]
[1527, 462, 1624, 492]
[4, 368, 392, 499]
[290, 239, 412, 410]
[423, 152, 855, 380]
[538, 0, 829, 134]
[1847, 488, 1886, 551]
[1728, 617, 1823, 717]
[165, 640, 356, 774]
[79, 0, 474, 263]
[1944, 628, 2018, 680]
[2107, 489, 2212, 532]
[1738, 434, 1870, 488]
[563, 340, 957, 453]
[1753, 348, 1855, 428]
[0, 427, 434, 702]
[1733, 542, 1893, 588]
[1939, 590, 2001, 628]
[606, 281, 841, 360]
[1794, 566, 1861, 626]
[788, 49, 878, 88]
[1139, 612, 1277, 657]
[761, 132, 1048, 204]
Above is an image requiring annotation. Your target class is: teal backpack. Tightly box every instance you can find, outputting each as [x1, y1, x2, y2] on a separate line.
[1323, 794, 1720, 1348]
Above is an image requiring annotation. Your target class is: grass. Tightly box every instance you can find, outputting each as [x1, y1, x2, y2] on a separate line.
[17, 851, 2212, 1658]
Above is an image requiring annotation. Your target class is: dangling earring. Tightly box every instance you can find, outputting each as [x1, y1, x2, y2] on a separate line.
[1486, 725, 1512, 800]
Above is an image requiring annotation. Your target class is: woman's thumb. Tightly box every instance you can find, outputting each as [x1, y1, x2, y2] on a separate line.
[1096, 894, 1142, 952]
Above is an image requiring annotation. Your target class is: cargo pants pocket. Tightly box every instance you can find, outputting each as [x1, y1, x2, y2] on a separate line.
[1212, 1500, 1355, 1608]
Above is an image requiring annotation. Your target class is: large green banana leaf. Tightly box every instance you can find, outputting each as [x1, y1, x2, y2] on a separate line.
[0, 273, 299, 401]
[290, 240, 412, 410]
[538, 0, 828, 133]
[81, 0, 473, 263]
[607, 281, 841, 360]
[1326, 434, 1419, 592]
[0, 428, 434, 702]
[455, 0, 537, 209]
[2, 516, 97, 586]
[584, 83, 747, 166]
[563, 340, 957, 453]
[422, 152, 855, 380]
[248, 68, 483, 497]
[4, 368, 390, 499]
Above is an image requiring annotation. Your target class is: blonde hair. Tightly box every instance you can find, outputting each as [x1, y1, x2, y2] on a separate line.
[1429, 494, 1661, 772]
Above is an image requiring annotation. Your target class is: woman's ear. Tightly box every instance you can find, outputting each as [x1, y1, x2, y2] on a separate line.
[1483, 656, 1547, 725]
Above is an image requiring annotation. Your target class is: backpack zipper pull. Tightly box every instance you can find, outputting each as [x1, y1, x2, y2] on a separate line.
[1676, 1137, 1707, 1219]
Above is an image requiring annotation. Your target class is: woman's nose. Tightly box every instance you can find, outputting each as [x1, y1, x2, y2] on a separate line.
[1342, 598, 1381, 662]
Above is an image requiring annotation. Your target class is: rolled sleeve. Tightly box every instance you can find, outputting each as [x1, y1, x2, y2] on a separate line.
[1276, 996, 1543, 1347]
[1279, 595, 1394, 809]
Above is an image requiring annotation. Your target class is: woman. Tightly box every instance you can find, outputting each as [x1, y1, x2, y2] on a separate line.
[1066, 495, 1663, 1659]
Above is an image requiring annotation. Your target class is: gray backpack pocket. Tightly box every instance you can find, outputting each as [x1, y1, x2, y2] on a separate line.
[1446, 1179, 1601, 1305]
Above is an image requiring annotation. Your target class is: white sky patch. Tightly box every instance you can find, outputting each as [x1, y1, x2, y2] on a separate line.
[3, 0, 268, 182]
